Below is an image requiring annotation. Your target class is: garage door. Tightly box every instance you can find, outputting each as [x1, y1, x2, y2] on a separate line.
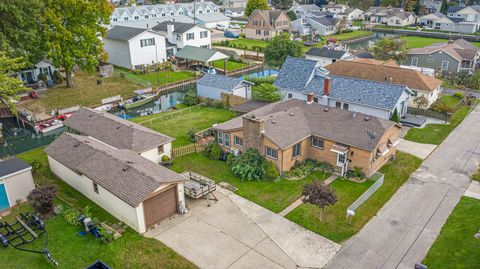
[143, 186, 177, 228]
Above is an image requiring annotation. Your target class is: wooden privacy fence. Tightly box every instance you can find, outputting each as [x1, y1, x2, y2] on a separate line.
[172, 143, 208, 157]
[155, 77, 199, 96]
[224, 63, 264, 77]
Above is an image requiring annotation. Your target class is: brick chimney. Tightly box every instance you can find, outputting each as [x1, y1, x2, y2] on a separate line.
[324, 77, 331, 96]
[242, 114, 264, 152]
[307, 92, 314, 104]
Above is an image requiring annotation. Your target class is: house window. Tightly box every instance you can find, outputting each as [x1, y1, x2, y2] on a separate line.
[234, 136, 243, 147]
[158, 145, 164, 154]
[200, 31, 208, 38]
[311, 136, 324, 149]
[224, 133, 231, 147]
[313, 97, 319, 103]
[253, 21, 258, 26]
[264, 30, 269, 36]
[171, 12, 175, 16]
[335, 101, 341, 108]
[256, 29, 262, 35]
[265, 146, 278, 159]
[153, 14, 156, 17]
[186, 33, 195, 40]
[218, 131, 223, 144]
[343, 103, 349, 110]
[140, 38, 155, 47]
[288, 93, 293, 99]
[134, 16, 139, 20]
[411, 57, 418, 66]
[292, 143, 301, 159]
[93, 183, 99, 194]
[145, 15, 149, 19]
[113, 18, 118, 22]
[162, 13, 166, 17]
[124, 17, 129, 21]
[441, 60, 449, 70]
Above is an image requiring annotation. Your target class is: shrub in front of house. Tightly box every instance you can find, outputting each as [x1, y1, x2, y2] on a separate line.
[283, 159, 320, 179]
[430, 102, 453, 113]
[345, 166, 366, 180]
[161, 155, 171, 163]
[264, 160, 279, 181]
[230, 148, 266, 181]
[453, 91, 465, 100]
[209, 143, 223, 160]
[53, 70, 63, 84]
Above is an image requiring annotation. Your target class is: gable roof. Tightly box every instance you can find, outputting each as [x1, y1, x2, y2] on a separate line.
[152, 21, 202, 33]
[0, 158, 31, 179]
[107, 26, 147, 41]
[63, 107, 173, 153]
[45, 133, 185, 207]
[174, 45, 228, 62]
[408, 39, 479, 61]
[250, 10, 289, 27]
[295, 4, 321, 11]
[325, 59, 442, 92]
[197, 74, 252, 91]
[310, 16, 338, 26]
[214, 99, 396, 151]
[305, 47, 347, 59]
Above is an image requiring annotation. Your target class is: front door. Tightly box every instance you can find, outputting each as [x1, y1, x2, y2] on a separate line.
[336, 152, 348, 176]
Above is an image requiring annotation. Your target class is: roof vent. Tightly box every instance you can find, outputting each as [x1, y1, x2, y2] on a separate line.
[365, 116, 370, 121]
[74, 142, 81, 147]
[324, 108, 329, 112]
[122, 166, 130, 172]
[116, 126, 121, 129]
[271, 120, 276, 124]
[289, 112, 294, 116]
[126, 161, 133, 164]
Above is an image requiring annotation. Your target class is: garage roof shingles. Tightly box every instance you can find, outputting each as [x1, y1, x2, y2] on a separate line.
[45, 133, 185, 207]
[64, 107, 174, 153]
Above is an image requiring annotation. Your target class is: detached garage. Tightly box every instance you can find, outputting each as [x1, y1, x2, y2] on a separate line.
[45, 133, 186, 233]
[197, 74, 253, 105]
[0, 158, 35, 211]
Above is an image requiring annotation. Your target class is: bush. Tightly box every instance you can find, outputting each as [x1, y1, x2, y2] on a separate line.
[264, 161, 279, 180]
[283, 159, 319, 179]
[63, 206, 81, 226]
[252, 83, 281, 102]
[453, 91, 465, 99]
[209, 143, 222, 160]
[183, 89, 199, 106]
[226, 153, 235, 166]
[27, 185, 57, 217]
[53, 70, 63, 84]
[390, 108, 400, 122]
[230, 148, 266, 181]
[345, 166, 365, 179]
[161, 155, 171, 163]
[38, 73, 47, 83]
[188, 128, 197, 142]
[430, 102, 454, 113]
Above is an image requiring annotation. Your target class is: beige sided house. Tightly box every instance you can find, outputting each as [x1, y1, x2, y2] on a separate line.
[213, 99, 401, 177]
[63, 107, 173, 164]
[45, 133, 187, 233]
[0, 158, 35, 211]
[245, 10, 291, 40]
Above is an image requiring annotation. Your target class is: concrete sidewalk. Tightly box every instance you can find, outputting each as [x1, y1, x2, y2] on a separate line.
[397, 139, 437, 160]
[326, 105, 480, 269]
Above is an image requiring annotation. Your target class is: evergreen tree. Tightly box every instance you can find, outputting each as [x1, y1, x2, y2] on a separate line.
[390, 108, 400, 122]
[440, 0, 448, 14]
[245, 0, 269, 18]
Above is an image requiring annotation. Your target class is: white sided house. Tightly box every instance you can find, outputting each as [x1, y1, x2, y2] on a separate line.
[103, 26, 167, 70]
[45, 133, 186, 233]
[63, 107, 174, 164]
[152, 21, 211, 51]
[197, 74, 253, 101]
[17, 60, 58, 87]
[0, 158, 35, 211]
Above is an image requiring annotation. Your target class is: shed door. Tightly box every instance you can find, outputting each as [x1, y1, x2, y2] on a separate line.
[0, 184, 10, 210]
[143, 185, 178, 228]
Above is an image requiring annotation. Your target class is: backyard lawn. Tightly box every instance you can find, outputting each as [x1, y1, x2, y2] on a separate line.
[212, 59, 248, 71]
[404, 95, 474, 145]
[130, 106, 235, 147]
[223, 38, 269, 50]
[286, 152, 422, 243]
[171, 153, 330, 213]
[19, 70, 140, 114]
[326, 30, 373, 42]
[400, 36, 480, 49]
[423, 197, 480, 269]
[2, 148, 197, 269]
[115, 67, 196, 86]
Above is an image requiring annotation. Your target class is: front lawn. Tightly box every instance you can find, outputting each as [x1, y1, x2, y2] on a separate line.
[171, 153, 330, 213]
[3, 148, 197, 269]
[212, 59, 248, 71]
[423, 197, 480, 268]
[130, 106, 235, 147]
[19, 70, 140, 114]
[286, 152, 422, 243]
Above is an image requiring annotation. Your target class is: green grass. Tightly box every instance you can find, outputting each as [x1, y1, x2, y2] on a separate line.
[286, 152, 422, 243]
[3, 148, 197, 269]
[326, 30, 373, 42]
[118, 69, 196, 86]
[400, 36, 480, 49]
[171, 153, 330, 213]
[423, 197, 480, 268]
[224, 38, 269, 50]
[404, 97, 473, 145]
[439, 95, 462, 107]
[212, 59, 248, 71]
[352, 20, 365, 27]
[130, 106, 235, 147]
[441, 79, 457, 89]
[472, 167, 480, 181]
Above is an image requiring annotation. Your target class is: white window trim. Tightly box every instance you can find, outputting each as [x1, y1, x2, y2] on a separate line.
[234, 136, 243, 147]
[441, 60, 449, 70]
[265, 146, 278, 160]
[411, 57, 418, 66]
[311, 137, 324, 149]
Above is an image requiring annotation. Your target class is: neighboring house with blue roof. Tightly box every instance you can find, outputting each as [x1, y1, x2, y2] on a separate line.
[274, 57, 412, 120]
[197, 74, 253, 102]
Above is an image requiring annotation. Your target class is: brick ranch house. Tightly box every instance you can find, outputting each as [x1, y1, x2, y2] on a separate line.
[213, 99, 401, 177]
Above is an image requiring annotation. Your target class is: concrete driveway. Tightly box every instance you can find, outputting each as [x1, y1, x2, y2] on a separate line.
[397, 139, 437, 160]
[145, 188, 339, 269]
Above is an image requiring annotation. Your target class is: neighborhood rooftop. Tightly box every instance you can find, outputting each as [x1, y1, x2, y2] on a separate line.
[107, 26, 147, 41]
[214, 99, 396, 151]
[63, 107, 174, 153]
[44, 133, 185, 207]
[274, 57, 409, 110]
[0, 158, 31, 179]
[408, 39, 480, 61]
[197, 74, 252, 92]
[152, 21, 199, 33]
[305, 47, 348, 59]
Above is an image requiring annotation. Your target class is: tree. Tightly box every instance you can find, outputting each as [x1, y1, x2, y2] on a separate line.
[413, 0, 421, 15]
[245, 0, 269, 18]
[230, 148, 267, 181]
[271, 0, 293, 10]
[27, 185, 57, 218]
[390, 108, 400, 122]
[253, 83, 281, 101]
[0, 0, 46, 64]
[440, 0, 448, 14]
[183, 88, 199, 106]
[44, 0, 112, 88]
[286, 10, 297, 21]
[413, 96, 429, 110]
[370, 38, 407, 63]
[337, 17, 348, 34]
[301, 181, 337, 220]
[0, 52, 29, 114]
[264, 33, 303, 67]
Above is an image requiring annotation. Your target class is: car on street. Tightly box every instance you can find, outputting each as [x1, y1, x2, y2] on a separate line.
[216, 24, 228, 31]
[224, 31, 239, 38]
[230, 24, 241, 29]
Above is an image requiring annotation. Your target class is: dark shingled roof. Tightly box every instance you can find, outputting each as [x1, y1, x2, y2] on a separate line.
[107, 26, 146, 41]
[310, 16, 338, 26]
[63, 107, 174, 153]
[152, 21, 198, 33]
[305, 47, 347, 59]
[0, 158, 31, 178]
[197, 74, 252, 91]
[447, 5, 465, 13]
[214, 99, 397, 151]
[44, 133, 185, 207]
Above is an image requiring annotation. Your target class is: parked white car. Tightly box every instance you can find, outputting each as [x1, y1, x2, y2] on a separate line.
[229, 24, 241, 29]
[216, 24, 228, 31]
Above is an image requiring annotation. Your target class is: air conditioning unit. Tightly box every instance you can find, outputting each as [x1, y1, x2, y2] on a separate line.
[231, 148, 240, 156]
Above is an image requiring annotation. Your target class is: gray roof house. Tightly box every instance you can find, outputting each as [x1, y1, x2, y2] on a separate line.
[305, 47, 353, 66]
[45, 133, 186, 233]
[197, 74, 253, 102]
[0, 158, 35, 211]
[292, 13, 340, 36]
[274, 57, 412, 120]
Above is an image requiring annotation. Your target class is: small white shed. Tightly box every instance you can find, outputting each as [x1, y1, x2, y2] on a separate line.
[197, 74, 253, 100]
[0, 158, 35, 211]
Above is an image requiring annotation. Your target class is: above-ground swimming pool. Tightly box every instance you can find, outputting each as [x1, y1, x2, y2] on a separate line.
[242, 69, 278, 79]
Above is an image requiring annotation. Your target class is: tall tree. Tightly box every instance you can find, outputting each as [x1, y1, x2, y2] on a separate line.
[440, 0, 448, 14]
[302, 181, 337, 220]
[0, 0, 46, 64]
[44, 0, 112, 88]
[271, 0, 293, 10]
[264, 33, 303, 67]
[413, 0, 421, 15]
[286, 10, 297, 21]
[370, 38, 407, 63]
[0, 52, 28, 114]
[245, 0, 269, 18]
